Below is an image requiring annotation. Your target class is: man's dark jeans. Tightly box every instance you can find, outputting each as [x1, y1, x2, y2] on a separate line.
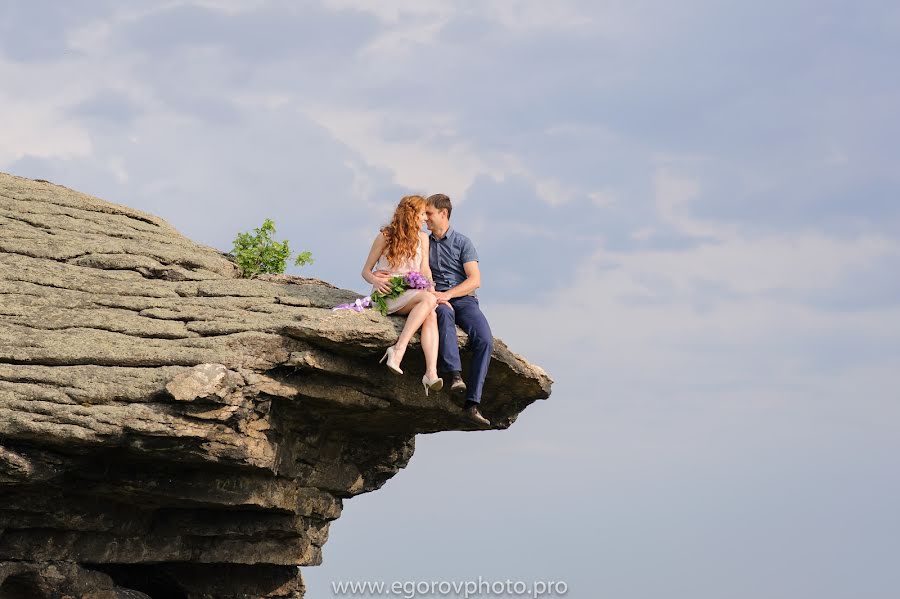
[435, 296, 493, 404]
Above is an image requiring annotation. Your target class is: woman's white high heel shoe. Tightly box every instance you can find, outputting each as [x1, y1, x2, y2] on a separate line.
[379, 346, 403, 375]
[421, 374, 444, 396]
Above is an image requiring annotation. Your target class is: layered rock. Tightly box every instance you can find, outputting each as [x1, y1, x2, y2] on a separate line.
[0, 173, 552, 598]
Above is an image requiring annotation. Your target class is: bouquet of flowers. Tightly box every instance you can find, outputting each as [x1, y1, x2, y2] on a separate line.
[371, 271, 431, 316]
[333, 271, 432, 316]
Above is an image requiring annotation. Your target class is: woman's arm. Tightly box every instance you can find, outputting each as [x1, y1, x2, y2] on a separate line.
[419, 232, 434, 291]
[362, 232, 391, 293]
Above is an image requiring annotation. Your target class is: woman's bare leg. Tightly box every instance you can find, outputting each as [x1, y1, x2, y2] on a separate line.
[390, 292, 438, 365]
[420, 310, 439, 380]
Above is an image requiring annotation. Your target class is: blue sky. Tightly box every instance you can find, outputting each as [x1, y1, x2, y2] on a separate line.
[2, 1, 899, 597]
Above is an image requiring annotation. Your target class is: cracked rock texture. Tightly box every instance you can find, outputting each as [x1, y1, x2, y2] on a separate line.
[0, 172, 552, 598]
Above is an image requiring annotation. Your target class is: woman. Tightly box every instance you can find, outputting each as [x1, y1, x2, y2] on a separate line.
[361, 195, 443, 395]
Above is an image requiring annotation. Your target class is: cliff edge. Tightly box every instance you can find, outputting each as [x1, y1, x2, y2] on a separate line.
[0, 172, 552, 598]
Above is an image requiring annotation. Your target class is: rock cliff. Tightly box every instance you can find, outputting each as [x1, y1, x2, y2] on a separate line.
[0, 173, 552, 598]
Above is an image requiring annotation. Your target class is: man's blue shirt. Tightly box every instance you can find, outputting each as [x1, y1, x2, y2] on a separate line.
[428, 227, 479, 294]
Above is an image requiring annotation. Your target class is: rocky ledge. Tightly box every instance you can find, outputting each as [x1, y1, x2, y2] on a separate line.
[0, 173, 552, 599]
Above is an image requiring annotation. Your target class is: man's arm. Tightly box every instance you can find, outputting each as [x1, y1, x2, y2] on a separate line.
[433, 261, 480, 303]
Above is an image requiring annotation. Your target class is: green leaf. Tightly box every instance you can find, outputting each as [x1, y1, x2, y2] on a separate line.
[231, 219, 314, 278]
[294, 250, 314, 267]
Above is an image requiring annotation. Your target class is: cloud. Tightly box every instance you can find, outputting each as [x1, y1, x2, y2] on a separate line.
[0, 0, 119, 61]
[176, 0, 270, 14]
[0, 98, 93, 165]
[112, 2, 378, 62]
[322, 0, 594, 30]
[301, 106, 522, 201]
[68, 89, 145, 124]
[322, 0, 453, 23]
[0, 59, 95, 164]
[489, 194, 900, 398]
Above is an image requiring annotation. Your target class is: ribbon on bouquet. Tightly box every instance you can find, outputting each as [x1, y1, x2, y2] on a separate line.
[332, 296, 373, 312]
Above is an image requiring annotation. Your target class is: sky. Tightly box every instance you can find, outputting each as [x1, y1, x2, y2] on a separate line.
[2, 1, 900, 597]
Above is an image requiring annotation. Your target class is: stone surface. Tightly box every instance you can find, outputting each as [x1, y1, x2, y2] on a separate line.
[0, 172, 552, 598]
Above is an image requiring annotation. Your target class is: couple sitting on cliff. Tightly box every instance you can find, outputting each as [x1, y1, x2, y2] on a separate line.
[361, 194, 492, 427]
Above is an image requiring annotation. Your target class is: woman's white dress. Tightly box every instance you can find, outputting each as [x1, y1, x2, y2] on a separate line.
[372, 237, 424, 314]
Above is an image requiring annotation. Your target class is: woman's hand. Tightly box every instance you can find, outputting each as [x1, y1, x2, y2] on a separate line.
[372, 270, 392, 294]
[432, 290, 453, 305]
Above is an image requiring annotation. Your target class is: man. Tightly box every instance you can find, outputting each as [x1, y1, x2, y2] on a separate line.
[425, 194, 492, 427]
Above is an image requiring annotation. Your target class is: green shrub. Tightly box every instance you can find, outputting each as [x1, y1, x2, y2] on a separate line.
[231, 218, 314, 278]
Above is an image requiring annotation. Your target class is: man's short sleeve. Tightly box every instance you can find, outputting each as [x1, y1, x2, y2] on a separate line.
[459, 236, 479, 263]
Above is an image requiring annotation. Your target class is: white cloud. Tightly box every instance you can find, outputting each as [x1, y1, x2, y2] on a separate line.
[490, 167, 900, 397]
[322, 0, 453, 24]
[534, 178, 581, 205]
[609, 231, 898, 297]
[647, 166, 900, 294]
[302, 106, 517, 200]
[324, 0, 595, 63]
[107, 156, 130, 183]
[66, 1, 184, 55]
[180, 0, 270, 13]
[0, 59, 95, 166]
[66, 19, 115, 54]
[301, 106, 603, 209]
[494, 266, 900, 401]
[589, 189, 617, 207]
[323, 0, 593, 30]
[357, 17, 447, 59]
[479, 0, 594, 31]
[653, 167, 723, 239]
[0, 96, 93, 166]
[301, 104, 611, 209]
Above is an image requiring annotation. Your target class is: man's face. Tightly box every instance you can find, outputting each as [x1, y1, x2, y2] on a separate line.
[425, 206, 447, 232]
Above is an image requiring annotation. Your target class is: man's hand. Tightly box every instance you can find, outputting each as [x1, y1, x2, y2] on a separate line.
[432, 290, 453, 305]
[372, 270, 392, 294]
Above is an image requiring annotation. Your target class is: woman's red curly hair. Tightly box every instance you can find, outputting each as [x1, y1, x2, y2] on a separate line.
[381, 195, 426, 269]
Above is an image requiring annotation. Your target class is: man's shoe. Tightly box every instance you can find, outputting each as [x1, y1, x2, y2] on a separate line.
[464, 404, 491, 427]
[450, 372, 467, 396]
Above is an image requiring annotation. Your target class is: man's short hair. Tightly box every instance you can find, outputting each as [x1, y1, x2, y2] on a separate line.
[426, 194, 452, 219]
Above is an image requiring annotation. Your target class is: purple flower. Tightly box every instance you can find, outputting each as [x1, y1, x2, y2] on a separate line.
[404, 271, 430, 290]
